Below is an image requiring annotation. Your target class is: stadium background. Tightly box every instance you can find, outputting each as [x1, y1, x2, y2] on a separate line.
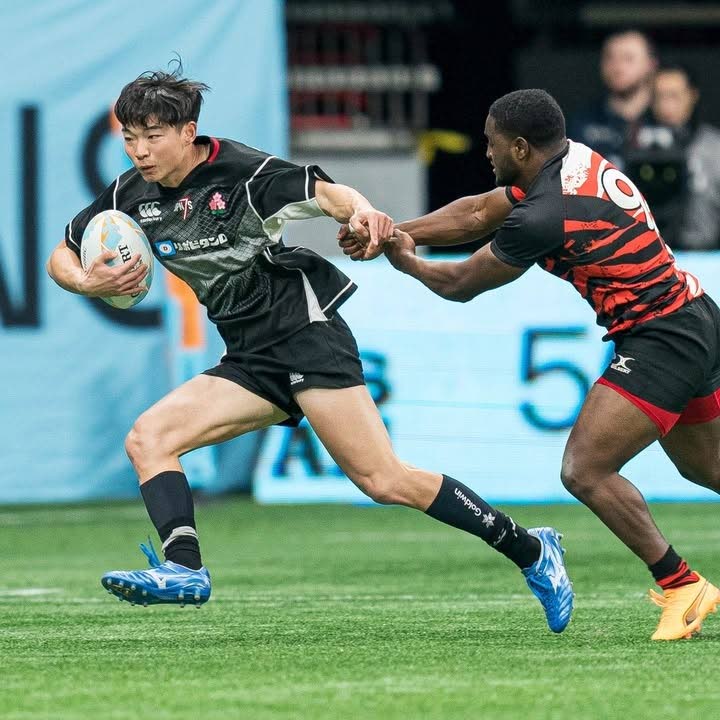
[3, 0, 720, 504]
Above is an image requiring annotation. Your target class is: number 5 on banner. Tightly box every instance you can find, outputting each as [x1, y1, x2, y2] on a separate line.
[519, 327, 590, 431]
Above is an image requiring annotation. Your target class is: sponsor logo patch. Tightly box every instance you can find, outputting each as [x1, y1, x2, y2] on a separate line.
[153, 234, 229, 257]
[174, 197, 193, 220]
[153, 240, 177, 257]
[610, 354, 635, 374]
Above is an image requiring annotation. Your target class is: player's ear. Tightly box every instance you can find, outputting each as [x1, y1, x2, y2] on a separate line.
[514, 137, 530, 161]
[181, 121, 198, 146]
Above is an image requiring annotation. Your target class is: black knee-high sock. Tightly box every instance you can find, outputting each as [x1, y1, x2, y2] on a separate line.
[139, 470, 203, 570]
[425, 475, 540, 569]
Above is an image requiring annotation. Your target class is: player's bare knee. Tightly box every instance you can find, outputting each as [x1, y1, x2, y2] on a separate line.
[560, 452, 592, 499]
[124, 424, 142, 468]
[124, 415, 171, 470]
[363, 477, 401, 505]
[350, 469, 404, 505]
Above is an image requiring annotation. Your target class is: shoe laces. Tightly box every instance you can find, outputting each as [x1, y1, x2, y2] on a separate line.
[139, 536, 162, 567]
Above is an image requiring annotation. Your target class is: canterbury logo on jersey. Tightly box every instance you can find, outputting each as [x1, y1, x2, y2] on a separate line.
[154, 233, 229, 257]
[138, 202, 162, 223]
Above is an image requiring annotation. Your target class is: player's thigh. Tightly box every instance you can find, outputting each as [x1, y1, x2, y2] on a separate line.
[659, 418, 720, 489]
[131, 373, 289, 455]
[294, 385, 399, 481]
[563, 382, 660, 477]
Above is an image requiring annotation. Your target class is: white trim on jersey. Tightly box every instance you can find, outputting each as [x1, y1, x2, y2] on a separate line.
[262, 247, 328, 323]
[261, 197, 325, 243]
[304, 165, 311, 201]
[67, 220, 80, 250]
[321, 280, 354, 314]
[245, 155, 276, 225]
[112, 176, 120, 209]
[299, 269, 328, 323]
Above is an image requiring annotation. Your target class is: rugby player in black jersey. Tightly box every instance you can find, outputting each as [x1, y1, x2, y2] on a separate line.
[46, 71, 573, 631]
[342, 89, 720, 640]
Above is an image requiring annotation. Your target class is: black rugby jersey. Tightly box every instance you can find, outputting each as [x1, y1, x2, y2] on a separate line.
[64, 137, 357, 351]
[491, 140, 702, 337]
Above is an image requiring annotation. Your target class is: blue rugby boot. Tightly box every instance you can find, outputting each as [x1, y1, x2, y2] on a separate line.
[101, 538, 211, 608]
[522, 527, 574, 633]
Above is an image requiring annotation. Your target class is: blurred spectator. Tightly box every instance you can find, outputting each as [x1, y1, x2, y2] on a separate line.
[630, 64, 720, 250]
[568, 30, 657, 169]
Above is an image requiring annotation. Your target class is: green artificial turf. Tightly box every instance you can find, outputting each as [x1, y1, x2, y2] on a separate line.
[1, 500, 718, 719]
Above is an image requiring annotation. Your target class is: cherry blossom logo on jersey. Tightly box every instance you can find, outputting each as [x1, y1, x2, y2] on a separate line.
[174, 197, 193, 220]
[208, 191, 227, 215]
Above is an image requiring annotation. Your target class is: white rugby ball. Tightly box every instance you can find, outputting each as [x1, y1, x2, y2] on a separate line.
[81, 209, 154, 309]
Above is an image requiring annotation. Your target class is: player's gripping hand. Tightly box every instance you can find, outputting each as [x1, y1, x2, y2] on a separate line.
[345, 209, 394, 259]
[384, 228, 417, 271]
[337, 223, 387, 261]
[79, 250, 149, 297]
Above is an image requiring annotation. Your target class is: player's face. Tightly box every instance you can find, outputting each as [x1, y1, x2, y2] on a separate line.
[601, 34, 655, 95]
[653, 71, 698, 128]
[484, 116, 520, 187]
[122, 119, 196, 186]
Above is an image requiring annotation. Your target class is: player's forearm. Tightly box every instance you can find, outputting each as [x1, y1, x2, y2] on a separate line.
[391, 252, 474, 302]
[46, 244, 86, 294]
[316, 182, 373, 223]
[396, 191, 507, 247]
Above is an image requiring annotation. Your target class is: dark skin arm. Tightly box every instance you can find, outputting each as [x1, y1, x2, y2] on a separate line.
[338, 187, 513, 260]
[383, 229, 527, 302]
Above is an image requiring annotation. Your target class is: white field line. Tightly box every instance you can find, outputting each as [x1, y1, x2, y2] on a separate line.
[0, 507, 145, 527]
[0, 588, 58, 597]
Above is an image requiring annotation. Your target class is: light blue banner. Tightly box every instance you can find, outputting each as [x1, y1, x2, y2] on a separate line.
[255, 253, 720, 504]
[0, 1, 286, 502]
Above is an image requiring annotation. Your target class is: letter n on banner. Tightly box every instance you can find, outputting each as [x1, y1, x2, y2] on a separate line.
[165, 272, 217, 489]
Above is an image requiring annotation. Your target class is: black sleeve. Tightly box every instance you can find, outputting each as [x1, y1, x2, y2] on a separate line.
[63, 171, 134, 258]
[490, 195, 564, 268]
[247, 156, 334, 222]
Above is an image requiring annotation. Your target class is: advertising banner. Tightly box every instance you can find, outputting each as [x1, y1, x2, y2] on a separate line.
[0, 1, 286, 501]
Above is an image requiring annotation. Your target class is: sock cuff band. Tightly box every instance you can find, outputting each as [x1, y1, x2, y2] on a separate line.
[161, 526, 198, 552]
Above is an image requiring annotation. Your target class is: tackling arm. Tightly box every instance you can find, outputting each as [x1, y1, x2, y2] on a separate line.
[395, 187, 513, 246]
[386, 230, 527, 302]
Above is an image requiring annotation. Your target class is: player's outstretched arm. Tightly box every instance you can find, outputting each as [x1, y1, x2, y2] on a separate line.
[46, 239, 148, 297]
[338, 187, 512, 260]
[315, 180, 393, 258]
[384, 229, 527, 302]
[396, 187, 512, 246]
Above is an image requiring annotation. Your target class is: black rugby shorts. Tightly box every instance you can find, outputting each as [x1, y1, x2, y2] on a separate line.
[598, 294, 720, 435]
[203, 313, 365, 426]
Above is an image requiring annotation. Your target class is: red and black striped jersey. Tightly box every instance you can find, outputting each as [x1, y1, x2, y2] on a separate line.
[490, 140, 702, 337]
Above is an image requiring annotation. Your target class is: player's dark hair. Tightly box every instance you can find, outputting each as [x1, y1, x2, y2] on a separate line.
[115, 61, 210, 129]
[488, 89, 566, 148]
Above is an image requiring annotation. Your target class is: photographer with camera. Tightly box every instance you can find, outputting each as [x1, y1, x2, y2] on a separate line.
[630, 64, 720, 250]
